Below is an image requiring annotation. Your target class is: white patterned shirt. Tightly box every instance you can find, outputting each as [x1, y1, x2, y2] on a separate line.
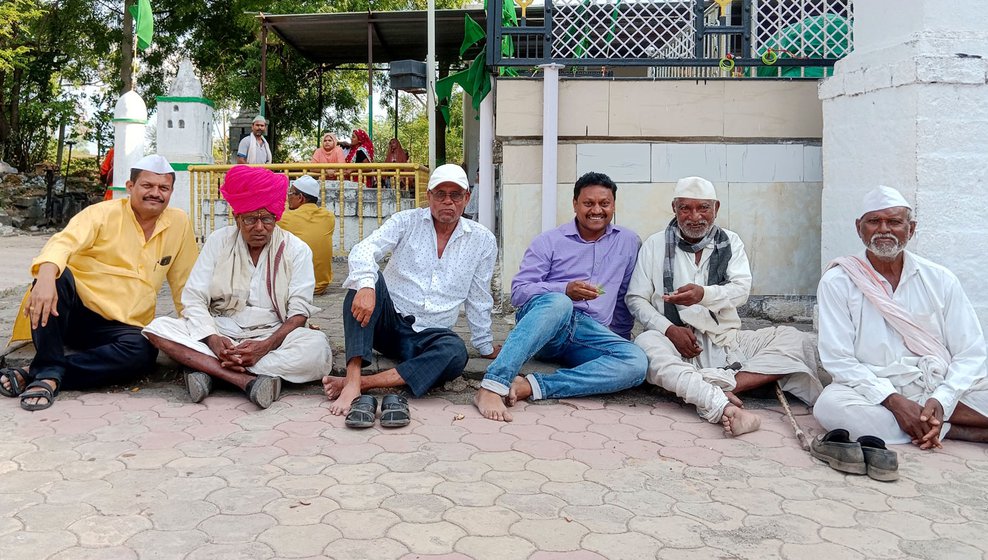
[344, 208, 497, 355]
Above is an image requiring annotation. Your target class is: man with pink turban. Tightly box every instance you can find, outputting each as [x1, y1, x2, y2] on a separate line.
[143, 165, 333, 409]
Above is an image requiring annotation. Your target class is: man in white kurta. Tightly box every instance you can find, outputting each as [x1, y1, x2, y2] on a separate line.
[815, 186, 988, 447]
[626, 177, 820, 436]
[144, 166, 332, 408]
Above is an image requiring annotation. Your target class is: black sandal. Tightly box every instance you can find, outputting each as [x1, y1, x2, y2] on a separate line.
[20, 380, 57, 411]
[380, 394, 410, 428]
[0, 367, 30, 398]
[345, 395, 378, 429]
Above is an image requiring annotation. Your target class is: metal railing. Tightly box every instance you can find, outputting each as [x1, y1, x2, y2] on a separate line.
[188, 163, 430, 255]
[488, 0, 853, 76]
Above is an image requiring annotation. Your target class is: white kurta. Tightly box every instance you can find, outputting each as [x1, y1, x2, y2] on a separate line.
[627, 227, 820, 423]
[144, 226, 332, 383]
[815, 250, 988, 442]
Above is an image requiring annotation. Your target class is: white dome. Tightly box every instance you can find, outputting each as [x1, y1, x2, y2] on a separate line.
[113, 90, 148, 120]
[168, 60, 204, 97]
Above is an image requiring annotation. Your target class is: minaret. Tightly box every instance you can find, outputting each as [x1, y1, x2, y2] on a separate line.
[111, 90, 148, 199]
[156, 59, 214, 215]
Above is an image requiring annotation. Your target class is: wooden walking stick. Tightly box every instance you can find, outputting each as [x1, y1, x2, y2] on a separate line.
[775, 381, 810, 451]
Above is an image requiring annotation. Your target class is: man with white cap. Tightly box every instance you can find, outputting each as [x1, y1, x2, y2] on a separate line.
[626, 176, 821, 436]
[324, 163, 499, 426]
[474, 171, 647, 422]
[236, 115, 272, 164]
[279, 175, 335, 295]
[814, 185, 988, 448]
[1, 155, 199, 410]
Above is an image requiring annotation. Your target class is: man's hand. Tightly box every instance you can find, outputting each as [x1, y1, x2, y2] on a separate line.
[206, 335, 246, 372]
[480, 345, 502, 360]
[565, 280, 599, 302]
[884, 393, 938, 448]
[230, 339, 273, 368]
[27, 263, 60, 330]
[351, 287, 376, 327]
[918, 398, 945, 450]
[662, 284, 705, 307]
[665, 325, 701, 359]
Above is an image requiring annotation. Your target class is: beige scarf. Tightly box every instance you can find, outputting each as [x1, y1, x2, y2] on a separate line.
[208, 226, 291, 322]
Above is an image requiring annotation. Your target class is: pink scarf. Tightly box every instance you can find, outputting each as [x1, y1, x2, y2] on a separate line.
[827, 256, 951, 364]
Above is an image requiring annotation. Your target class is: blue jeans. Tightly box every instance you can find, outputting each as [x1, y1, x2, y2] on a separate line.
[482, 293, 646, 400]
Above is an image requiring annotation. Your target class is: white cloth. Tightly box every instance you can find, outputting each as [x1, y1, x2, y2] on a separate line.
[860, 185, 911, 217]
[627, 227, 821, 422]
[816, 250, 988, 440]
[143, 226, 332, 383]
[237, 135, 271, 164]
[344, 207, 497, 355]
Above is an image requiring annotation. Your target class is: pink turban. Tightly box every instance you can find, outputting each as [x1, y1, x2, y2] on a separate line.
[221, 165, 288, 220]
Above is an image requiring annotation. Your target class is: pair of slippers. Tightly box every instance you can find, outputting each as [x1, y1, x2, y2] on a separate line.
[0, 367, 57, 411]
[810, 428, 899, 481]
[345, 394, 410, 429]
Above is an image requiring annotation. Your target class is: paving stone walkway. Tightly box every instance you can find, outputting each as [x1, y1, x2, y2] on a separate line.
[1, 257, 987, 559]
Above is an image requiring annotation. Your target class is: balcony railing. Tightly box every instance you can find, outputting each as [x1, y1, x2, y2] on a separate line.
[188, 163, 430, 255]
[487, 0, 853, 78]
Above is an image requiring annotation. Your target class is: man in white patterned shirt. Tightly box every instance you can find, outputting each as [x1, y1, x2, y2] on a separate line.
[324, 164, 500, 420]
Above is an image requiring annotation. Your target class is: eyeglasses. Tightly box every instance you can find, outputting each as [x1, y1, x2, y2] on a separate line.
[240, 215, 276, 226]
[430, 190, 466, 202]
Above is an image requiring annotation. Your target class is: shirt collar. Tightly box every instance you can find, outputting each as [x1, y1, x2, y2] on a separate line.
[561, 219, 616, 242]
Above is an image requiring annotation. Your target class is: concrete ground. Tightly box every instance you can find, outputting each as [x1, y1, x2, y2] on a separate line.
[1, 240, 987, 559]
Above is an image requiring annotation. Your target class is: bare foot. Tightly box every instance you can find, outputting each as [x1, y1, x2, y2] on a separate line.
[721, 405, 760, 436]
[329, 382, 361, 416]
[322, 375, 344, 399]
[725, 391, 744, 408]
[474, 388, 512, 422]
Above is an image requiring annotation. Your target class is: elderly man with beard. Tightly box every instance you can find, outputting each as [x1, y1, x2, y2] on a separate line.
[626, 177, 821, 436]
[143, 166, 332, 409]
[1, 155, 198, 411]
[474, 171, 647, 422]
[814, 186, 988, 449]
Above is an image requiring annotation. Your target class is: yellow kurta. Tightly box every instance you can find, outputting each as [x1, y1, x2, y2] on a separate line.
[10, 199, 199, 342]
[278, 203, 335, 294]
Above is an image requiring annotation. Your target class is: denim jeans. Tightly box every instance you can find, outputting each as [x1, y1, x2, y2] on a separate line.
[343, 275, 468, 396]
[482, 293, 646, 400]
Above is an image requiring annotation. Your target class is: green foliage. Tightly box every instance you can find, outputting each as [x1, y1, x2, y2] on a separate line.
[372, 90, 464, 167]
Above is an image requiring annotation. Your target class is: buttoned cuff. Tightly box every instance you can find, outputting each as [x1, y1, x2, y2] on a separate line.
[856, 378, 898, 405]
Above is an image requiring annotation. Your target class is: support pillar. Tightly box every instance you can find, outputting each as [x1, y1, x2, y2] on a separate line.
[111, 91, 148, 198]
[820, 0, 988, 331]
[539, 63, 563, 232]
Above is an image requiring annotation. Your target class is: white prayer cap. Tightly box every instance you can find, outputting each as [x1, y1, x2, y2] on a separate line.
[427, 164, 469, 191]
[673, 176, 717, 201]
[292, 175, 320, 198]
[131, 154, 175, 175]
[252, 115, 267, 124]
[860, 185, 912, 217]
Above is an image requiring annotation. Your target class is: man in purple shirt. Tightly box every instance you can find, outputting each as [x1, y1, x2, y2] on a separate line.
[474, 172, 647, 421]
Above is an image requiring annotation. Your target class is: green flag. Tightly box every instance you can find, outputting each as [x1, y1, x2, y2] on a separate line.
[129, 0, 154, 51]
[460, 14, 485, 57]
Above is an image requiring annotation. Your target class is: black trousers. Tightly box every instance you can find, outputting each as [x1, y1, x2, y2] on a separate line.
[343, 276, 467, 396]
[29, 269, 158, 391]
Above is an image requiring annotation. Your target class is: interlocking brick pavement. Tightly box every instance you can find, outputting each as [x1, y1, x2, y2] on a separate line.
[2, 258, 988, 559]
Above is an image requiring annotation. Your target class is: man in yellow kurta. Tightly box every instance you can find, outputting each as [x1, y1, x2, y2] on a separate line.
[278, 175, 335, 295]
[0, 155, 199, 411]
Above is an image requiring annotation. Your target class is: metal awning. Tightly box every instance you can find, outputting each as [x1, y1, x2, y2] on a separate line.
[258, 9, 490, 66]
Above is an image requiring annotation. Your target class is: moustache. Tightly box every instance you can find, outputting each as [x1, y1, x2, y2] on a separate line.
[143, 196, 165, 203]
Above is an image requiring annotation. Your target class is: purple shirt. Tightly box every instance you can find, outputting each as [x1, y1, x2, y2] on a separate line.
[511, 220, 641, 339]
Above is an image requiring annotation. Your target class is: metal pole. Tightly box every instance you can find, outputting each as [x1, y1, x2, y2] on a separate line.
[478, 90, 495, 231]
[427, 0, 436, 170]
[367, 21, 374, 142]
[394, 93, 399, 140]
[539, 63, 563, 233]
[317, 66, 324, 146]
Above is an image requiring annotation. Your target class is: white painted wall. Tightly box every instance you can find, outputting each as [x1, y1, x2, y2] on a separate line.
[497, 79, 824, 300]
[820, 0, 988, 332]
